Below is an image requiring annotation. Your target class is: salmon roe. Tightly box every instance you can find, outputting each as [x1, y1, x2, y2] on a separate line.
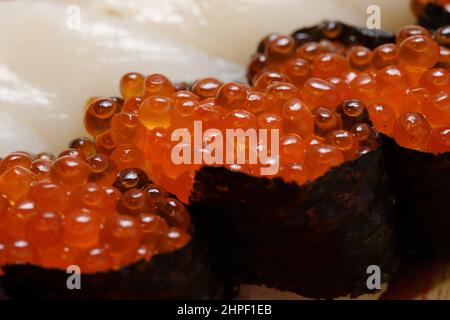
[0, 142, 191, 274]
[22, 21, 450, 278]
[82, 59, 378, 203]
[81, 20, 431, 203]
[251, 23, 450, 154]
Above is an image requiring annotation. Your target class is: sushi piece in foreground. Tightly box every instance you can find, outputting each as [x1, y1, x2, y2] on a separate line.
[80, 69, 398, 298]
[190, 147, 397, 299]
[84, 72, 382, 203]
[0, 147, 221, 299]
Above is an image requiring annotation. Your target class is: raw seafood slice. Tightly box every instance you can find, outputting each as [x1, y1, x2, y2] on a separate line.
[0, 1, 244, 155]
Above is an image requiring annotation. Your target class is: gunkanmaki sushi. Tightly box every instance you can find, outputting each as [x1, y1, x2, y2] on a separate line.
[190, 146, 396, 299]
[0, 146, 221, 299]
[190, 25, 399, 299]
[249, 21, 450, 257]
[363, 26, 450, 256]
[74, 65, 398, 299]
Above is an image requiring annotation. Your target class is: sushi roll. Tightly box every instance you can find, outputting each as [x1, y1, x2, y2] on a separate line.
[0, 147, 221, 299]
[78, 69, 398, 299]
[190, 147, 397, 299]
[365, 25, 450, 255]
[195, 28, 401, 297]
[250, 21, 450, 260]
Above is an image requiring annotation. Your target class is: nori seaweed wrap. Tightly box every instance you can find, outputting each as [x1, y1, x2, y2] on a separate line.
[189, 148, 399, 299]
[0, 235, 222, 300]
[249, 18, 450, 264]
[417, 2, 450, 31]
[0, 152, 222, 299]
[381, 135, 450, 257]
[254, 21, 395, 56]
[289, 21, 395, 50]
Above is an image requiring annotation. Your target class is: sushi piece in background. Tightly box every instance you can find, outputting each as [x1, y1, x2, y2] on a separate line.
[372, 25, 450, 256]
[412, 0, 450, 30]
[248, 19, 450, 257]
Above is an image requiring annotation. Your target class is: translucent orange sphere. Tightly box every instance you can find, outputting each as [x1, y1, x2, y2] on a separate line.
[138, 96, 173, 129]
[394, 112, 431, 151]
[63, 208, 102, 248]
[423, 91, 450, 127]
[120, 72, 144, 99]
[101, 214, 142, 253]
[304, 144, 344, 180]
[428, 127, 450, 153]
[302, 78, 340, 110]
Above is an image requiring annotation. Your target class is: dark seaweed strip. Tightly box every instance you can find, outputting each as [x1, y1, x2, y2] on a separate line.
[381, 135, 450, 257]
[189, 148, 399, 299]
[257, 21, 395, 54]
[0, 235, 222, 299]
[418, 3, 450, 31]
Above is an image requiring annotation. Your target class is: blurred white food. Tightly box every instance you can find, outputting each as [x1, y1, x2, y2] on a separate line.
[68, 0, 415, 64]
[0, 0, 244, 155]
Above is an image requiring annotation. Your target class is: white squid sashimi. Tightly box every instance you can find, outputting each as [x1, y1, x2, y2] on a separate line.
[68, 0, 415, 64]
[0, 1, 244, 155]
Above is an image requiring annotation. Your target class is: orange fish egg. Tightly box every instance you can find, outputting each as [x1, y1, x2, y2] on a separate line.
[253, 71, 290, 91]
[84, 98, 119, 137]
[428, 127, 450, 153]
[191, 78, 223, 100]
[304, 144, 344, 180]
[264, 35, 296, 70]
[63, 208, 102, 249]
[302, 78, 340, 110]
[215, 82, 247, 110]
[423, 90, 450, 127]
[110, 144, 145, 171]
[0, 166, 33, 202]
[394, 112, 432, 151]
[311, 53, 348, 79]
[51, 155, 90, 187]
[138, 96, 173, 130]
[120, 72, 145, 99]
[143, 73, 175, 97]
[371, 43, 399, 70]
[367, 103, 396, 136]
[101, 214, 142, 253]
